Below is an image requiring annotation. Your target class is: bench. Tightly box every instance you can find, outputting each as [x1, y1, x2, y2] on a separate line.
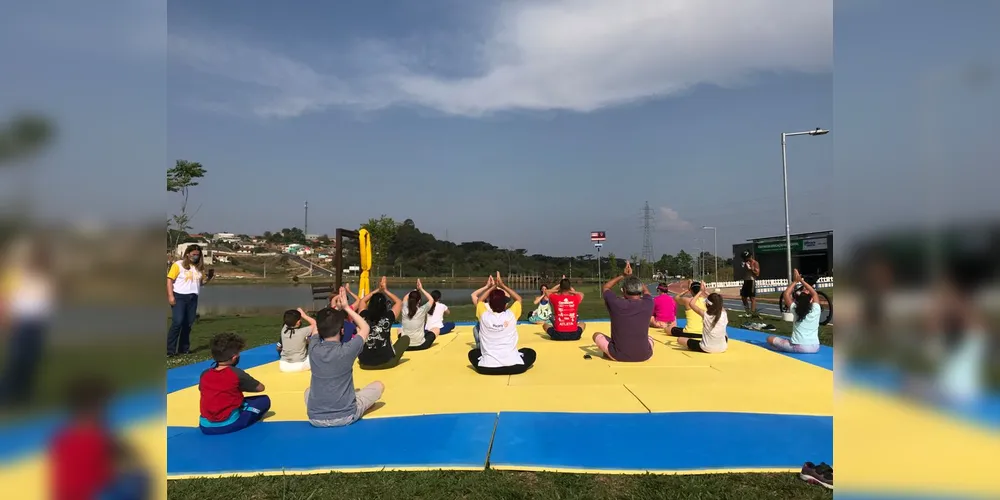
[310, 283, 337, 311]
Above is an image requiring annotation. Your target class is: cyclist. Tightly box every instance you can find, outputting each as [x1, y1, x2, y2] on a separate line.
[739, 250, 760, 317]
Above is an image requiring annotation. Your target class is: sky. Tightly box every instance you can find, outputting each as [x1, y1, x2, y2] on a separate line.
[163, 0, 833, 259]
[2, 1, 995, 261]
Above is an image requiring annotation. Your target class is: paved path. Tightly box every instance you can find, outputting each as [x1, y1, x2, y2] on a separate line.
[287, 254, 336, 277]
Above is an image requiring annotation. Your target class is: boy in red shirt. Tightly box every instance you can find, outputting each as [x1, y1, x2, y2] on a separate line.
[49, 378, 149, 500]
[199, 332, 270, 435]
[544, 277, 586, 341]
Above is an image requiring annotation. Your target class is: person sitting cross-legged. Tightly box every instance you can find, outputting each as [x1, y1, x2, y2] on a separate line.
[354, 276, 410, 370]
[544, 276, 586, 341]
[305, 287, 384, 427]
[592, 262, 655, 362]
[468, 272, 537, 375]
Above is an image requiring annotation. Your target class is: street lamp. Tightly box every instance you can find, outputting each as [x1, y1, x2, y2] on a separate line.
[781, 128, 829, 320]
[701, 226, 717, 286]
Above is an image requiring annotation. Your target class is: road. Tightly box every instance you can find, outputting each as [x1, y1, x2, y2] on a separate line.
[286, 254, 336, 277]
[722, 298, 782, 317]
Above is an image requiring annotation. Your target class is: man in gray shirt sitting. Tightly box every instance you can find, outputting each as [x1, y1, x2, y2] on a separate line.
[304, 287, 383, 427]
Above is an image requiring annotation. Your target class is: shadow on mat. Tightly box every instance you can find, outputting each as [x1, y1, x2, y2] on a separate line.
[363, 401, 386, 416]
[578, 345, 604, 358]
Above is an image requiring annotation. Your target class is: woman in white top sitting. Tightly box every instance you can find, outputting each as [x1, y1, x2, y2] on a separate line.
[677, 289, 729, 354]
[399, 279, 437, 351]
[468, 273, 536, 375]
[423, 290, 455, 336]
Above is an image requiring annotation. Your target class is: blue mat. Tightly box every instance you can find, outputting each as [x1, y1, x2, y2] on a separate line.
[489, 412, 832, 472]
[168, 345, 280, 393]
[846, 364, 1000, 429]
[673, 318, 834, 371]
[167, 413, 498, 476]
[0, 390, 164, 464]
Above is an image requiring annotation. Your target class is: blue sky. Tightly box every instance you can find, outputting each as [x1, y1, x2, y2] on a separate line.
[3, 1, 995, 261]
[165, 0, 833, 258]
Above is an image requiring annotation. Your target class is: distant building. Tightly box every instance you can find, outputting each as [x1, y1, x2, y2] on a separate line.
[732, 230, 832, 280]
[174, 242, 214, 265]
[213, 232, 240, 244]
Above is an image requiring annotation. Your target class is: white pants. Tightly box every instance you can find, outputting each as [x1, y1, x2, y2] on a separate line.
[279, 358, 311, 372]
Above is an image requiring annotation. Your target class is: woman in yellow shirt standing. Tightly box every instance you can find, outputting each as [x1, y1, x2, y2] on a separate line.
[167, 244, 214, 356]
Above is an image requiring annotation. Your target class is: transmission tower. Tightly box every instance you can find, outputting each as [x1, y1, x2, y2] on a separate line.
[641, 201, 654, 274]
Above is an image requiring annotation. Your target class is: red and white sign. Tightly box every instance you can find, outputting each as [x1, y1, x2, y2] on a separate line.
[590, 231, 606, 241]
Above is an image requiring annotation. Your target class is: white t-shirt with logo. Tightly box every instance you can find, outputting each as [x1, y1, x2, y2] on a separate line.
[167, 260, 202, 295]
[476, 301, 523, 368]
[424, 303, 449, 330]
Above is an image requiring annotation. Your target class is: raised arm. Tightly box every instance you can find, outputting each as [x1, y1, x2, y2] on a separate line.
[337, 287, 370, 341]
[296, 307, 318, 335]
[687, 289, 708, 317]
[603, 263, 631, 292]
[344, 282, 361, 307]
[798, 272, 819, 304]
[416, 279, 434, 305]
[496, 272, 521, 303]
[472, 276, 495, 304]
[379, 276, 403, 319]
[533, 286, 550, 304]
[354, 290, 375, 312]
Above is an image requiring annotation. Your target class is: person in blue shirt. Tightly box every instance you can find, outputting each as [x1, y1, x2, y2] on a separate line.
[766, 269, 822, 353]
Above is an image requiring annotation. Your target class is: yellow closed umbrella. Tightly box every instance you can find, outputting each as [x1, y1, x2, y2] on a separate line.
[357, 228, 372, 297]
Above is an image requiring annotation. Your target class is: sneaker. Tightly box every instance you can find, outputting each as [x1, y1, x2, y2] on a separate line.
[799, 462, 833, 490]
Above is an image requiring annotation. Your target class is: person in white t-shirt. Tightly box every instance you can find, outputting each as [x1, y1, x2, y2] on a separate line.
[424, 290, 455, 336]
[676, 289, 729, 354]
[468, 273, 536, 375]
[166, 244, 214, 356]
[277, 308, 317, 372]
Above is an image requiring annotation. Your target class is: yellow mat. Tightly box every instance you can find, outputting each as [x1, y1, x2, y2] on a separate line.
[167, 323, 832, 426]
[836, 385, 1000, 497]
[0, 418, 166, 500]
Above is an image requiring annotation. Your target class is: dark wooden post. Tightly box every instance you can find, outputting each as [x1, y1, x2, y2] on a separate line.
[334, 228, 359, 290]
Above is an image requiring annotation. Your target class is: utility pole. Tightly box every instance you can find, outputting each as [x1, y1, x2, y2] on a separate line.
[641, 201, 654, 279]
[304, 201, 308, 240]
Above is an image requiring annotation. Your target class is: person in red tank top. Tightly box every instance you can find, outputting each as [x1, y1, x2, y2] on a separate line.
[544, 277, 586, 341]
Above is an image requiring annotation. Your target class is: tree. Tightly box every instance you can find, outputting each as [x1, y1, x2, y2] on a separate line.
[674, 250, 694, 278]
[361, 215, 397, 275]
[607, 252, 619, 277]
[0, 114, 54, 163]
[167, 160, 207, 250]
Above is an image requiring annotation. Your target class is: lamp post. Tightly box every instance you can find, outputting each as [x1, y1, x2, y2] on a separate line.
[781, 128, 829, 320]
[702, 226, 717, 286]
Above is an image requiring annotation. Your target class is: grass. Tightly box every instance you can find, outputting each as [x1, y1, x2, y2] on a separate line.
[167, 469, 831, 500]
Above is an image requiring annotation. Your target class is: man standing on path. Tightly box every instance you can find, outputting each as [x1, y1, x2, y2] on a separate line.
[740, 250, 760, 317]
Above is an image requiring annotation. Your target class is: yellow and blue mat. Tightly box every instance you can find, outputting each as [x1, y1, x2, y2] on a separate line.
[165, 319, 835, 478]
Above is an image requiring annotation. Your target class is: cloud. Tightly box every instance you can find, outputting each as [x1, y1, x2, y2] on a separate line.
[658, 206, 693, 230]
[169, 0, 832, 118]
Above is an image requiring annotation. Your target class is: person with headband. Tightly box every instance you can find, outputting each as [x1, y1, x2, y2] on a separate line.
[650, 283, 677, 331]
[592, 261, 655, 362]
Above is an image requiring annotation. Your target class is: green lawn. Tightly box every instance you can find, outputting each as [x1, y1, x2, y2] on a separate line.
[166, 290, 833, 499]
[168, 469, 831, 500]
